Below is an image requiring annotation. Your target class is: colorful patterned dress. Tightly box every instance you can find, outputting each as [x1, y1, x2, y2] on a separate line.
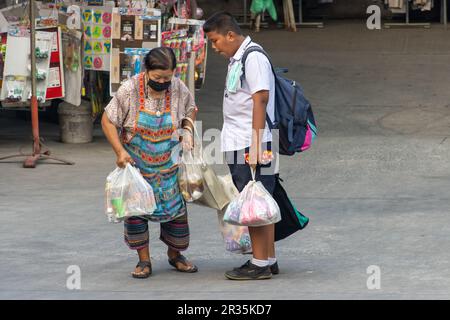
[105, 73, 196, 251]
[123, 73, 185, 222]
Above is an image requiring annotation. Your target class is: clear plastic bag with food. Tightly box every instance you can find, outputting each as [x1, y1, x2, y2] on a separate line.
[223, 169, 281, 227]
[105, 163, 156, 223]
[216, 174, 252, 254]
[178, 150, 204, 202]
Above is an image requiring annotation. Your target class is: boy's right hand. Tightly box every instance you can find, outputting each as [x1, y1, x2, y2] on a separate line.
[116, 149, 134, 168]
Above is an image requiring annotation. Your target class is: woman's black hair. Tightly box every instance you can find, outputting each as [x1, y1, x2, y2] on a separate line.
[144, 47, 177, 71]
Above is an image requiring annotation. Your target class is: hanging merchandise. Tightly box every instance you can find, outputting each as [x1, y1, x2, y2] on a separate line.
[38, 26, 65, 100]
[385, 0, 434, 12]
[3, 76, 27, 102]
[193, 27, 206, 90]
[120, 48, 150, 83]
[163, 17, 207, 94]
[109, 7, 161, 95]
[411, 0, 434, 11]
[161, 29, 190, 83]
[0, 28, 53, 105]
[250, 0, 278, 21]
[82, 5, 113, 71]
[66, 5, 82, 30]
[174, 0, 190, 19]
[0, 33, 7, 90]
[31, 31, 53, 103]
[0, 11, 8, 34]
[62, 29, 82, 106]
[0, 29, 30, 104]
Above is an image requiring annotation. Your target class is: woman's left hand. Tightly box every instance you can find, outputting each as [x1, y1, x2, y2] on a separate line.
[181, 129, 194, 152]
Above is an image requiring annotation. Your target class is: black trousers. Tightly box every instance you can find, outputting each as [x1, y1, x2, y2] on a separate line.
[225, 144, 279, 195]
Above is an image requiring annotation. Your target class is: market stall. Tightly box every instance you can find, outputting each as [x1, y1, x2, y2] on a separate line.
[0, 0, 207, 151]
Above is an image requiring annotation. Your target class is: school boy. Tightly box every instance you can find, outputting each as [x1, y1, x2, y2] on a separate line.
[204, 12, 280, 280]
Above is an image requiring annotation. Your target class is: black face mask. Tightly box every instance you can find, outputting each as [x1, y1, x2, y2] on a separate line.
[147, 78, 171, 92]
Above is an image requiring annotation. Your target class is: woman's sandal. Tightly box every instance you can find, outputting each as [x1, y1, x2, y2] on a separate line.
[168, 254, 198, 273]
[131, 261, 152, 279]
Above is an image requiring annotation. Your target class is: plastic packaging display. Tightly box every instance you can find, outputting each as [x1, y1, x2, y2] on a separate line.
[105, 163, 157, 223]
[35, 47, 49, 59]
[4, 76, 26, 102]
[223, 169, 281, 227]
[121, 48, 150, 84]
[178, 150, 204, 202]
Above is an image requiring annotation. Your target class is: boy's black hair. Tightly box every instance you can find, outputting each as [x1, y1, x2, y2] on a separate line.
[203, 11, 243, 36]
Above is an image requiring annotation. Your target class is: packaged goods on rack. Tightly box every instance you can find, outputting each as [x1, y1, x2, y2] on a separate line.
[0, 33, 6, 90]
[82, 6, 113, 71]
[162, 17, 207, 93]
[0, 28, 52, 104]
[120, 48, 150, 83]
[109, 7, 161, 95]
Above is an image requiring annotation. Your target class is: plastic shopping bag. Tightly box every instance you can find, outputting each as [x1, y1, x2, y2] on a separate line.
[105, 163, 156, 223]
[178, 150, 205, 202]
[218, 210, 252, 254]
[223, 169, 281, 227]
[216, 175, 252, 254]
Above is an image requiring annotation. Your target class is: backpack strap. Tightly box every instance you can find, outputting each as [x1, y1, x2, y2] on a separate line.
[240, 46, 276, 130]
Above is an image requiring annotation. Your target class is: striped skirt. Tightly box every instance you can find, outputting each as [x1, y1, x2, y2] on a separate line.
[123, 206, 189, 251]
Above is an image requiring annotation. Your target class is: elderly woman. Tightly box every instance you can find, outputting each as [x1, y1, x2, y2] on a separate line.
[102, 47, 198, 279]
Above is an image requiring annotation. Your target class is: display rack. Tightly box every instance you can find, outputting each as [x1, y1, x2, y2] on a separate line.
[238, 0, 269, 28]
[109, 7, 162, 95]
[296, 0, 324, 28]
[384, 0, 433, 28]
[239, 0, 324, 29]
[166, 16, 207, 99]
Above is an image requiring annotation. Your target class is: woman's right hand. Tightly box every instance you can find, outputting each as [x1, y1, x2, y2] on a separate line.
[116, 149, 134, 168]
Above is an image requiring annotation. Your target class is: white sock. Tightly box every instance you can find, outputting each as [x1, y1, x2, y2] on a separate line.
[251, 258, 270, 267]
[268, 257, 277, 265]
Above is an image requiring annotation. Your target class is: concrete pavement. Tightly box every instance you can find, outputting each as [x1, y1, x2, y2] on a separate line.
[0, 22, 449, 299]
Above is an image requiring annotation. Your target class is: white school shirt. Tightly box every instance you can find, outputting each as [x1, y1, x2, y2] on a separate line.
[221, 36, 275, 152]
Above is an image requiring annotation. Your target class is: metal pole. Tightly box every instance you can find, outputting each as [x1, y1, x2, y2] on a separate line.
[24, 0, 41, 168]
[30, 1, 36, 99]
[244, 0, 247, 25]
[444, 0, 448, 29]
[406, 0, 410, 24]
[298, 0, 302, 24]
